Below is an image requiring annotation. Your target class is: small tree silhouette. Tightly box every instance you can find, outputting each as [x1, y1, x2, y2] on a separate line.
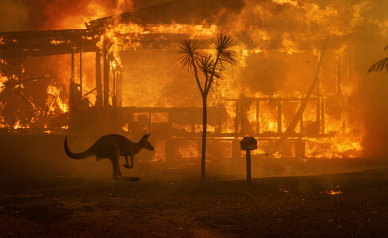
[178, 34, 236, 183]
[368, 45, 388, 73]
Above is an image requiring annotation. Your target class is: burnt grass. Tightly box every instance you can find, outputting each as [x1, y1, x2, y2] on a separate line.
[0, 168, 388, 238]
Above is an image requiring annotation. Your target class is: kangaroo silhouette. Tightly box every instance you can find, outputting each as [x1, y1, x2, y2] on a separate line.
[64, 134, 154, 180]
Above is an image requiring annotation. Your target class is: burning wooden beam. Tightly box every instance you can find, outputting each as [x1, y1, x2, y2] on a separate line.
[95, 50, 103, 107]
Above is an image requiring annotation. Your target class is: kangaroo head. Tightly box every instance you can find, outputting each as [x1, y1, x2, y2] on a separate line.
[140, 134, 154, 151]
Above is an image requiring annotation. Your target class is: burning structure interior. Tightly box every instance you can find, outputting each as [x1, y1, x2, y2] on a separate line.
[0, 0, 375, 165]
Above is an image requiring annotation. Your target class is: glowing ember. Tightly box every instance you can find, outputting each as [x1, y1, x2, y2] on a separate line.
[12, 120, 29, 130]
[321, 189, 342, 195]
[0, 76, 7, 94]
[122, 123, 128, 132]
[50, 39, 65, 45]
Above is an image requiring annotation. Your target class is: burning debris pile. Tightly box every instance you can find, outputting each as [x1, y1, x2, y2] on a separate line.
[0, 59, 68, 132]
[0, 0, 385, 160]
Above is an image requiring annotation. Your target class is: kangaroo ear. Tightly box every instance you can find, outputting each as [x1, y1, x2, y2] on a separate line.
[143, 134, 150, 140]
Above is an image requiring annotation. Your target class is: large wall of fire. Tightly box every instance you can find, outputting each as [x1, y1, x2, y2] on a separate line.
[1, 0, 388, 159]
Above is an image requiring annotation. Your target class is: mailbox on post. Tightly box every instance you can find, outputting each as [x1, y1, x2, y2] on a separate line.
[240, 137, 257, 187]
[240, 137, 257, 151]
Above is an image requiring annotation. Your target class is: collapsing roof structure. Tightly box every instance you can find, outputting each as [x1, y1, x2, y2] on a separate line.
[0, 0, 245, 59]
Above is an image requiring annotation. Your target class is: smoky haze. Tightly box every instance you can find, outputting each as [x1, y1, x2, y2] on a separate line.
[0, 0, 175, 31]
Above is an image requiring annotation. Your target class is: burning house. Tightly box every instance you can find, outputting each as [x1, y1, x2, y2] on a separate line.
[0, 0, 384, 166]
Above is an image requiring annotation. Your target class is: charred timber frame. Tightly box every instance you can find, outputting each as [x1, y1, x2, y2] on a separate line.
[118, 95, 337, 139]
[225, 96, 335, 138]
[0, 29, 102, 107]
[116, 94, 336, 161]
[0, 29, 100, 58]
[0, 27, 347, 160]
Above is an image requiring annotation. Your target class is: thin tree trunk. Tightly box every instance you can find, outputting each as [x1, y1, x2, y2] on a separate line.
[201, 53, 219, 183]
[201, 94, 207, 183]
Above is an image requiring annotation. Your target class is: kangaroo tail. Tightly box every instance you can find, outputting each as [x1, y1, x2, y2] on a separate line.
[64, 137, 94, 160]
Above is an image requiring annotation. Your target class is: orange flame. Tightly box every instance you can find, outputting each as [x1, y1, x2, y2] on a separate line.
[46, 85, 68, 114]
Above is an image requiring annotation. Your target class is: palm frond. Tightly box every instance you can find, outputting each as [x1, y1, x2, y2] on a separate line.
[213, 33, 237, 65]
[198, 55, 213, 74]
[198, 54, 224, 80]
[368, 57, 388, 73]
[178, 39, 204, 72]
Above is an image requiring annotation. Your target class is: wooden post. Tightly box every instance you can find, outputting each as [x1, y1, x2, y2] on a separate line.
[68, 43, 76, 131]
[95, 50, 102, 107]
[19, 58, 23, 89]
[240, 98, 246, 134]
[71, 44, 75, 83]
[240, 137, 256, 187]
[300, 101, 304, 137]
[235, 100, 239, 134]
[69, 44, 76, 107]
[246, 149, 251, 187]
[117, 69, 122, 107]
[79, 34, 83, 98]
[336, 52, 342, 96]
[103, 46, 109, 107]
[112, 71, 116, 107]
[256, 100, 259, 134]
[316, 60, 321, 134]
[278, 99, 282, 133]
[317, 96, 321, 134]
[321, 99, 325, 134]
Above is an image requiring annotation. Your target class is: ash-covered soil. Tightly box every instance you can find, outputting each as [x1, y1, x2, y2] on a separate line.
[0, 168, 387, 238]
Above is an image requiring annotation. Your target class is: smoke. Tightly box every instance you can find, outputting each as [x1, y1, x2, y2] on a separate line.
[0, 0, 172, 32]
[220, 0, 388, 52]
[0, 0, 30, 31]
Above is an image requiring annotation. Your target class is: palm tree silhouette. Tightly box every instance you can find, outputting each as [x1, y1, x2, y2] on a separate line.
[368, 45, 388, 73]
[178, 34, 236, 182]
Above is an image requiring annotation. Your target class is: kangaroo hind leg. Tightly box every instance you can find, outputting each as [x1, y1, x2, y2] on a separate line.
[110, 148, 122, 180]
[123, 155, 134, 169]
[110, 147, 140, 182]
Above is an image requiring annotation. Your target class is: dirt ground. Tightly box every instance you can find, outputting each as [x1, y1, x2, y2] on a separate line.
[1, 167, 388, 237]
[0, 134, 387, 237]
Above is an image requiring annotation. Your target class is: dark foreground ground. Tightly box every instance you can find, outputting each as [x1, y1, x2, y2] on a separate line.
[1, 167, 387, 238]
